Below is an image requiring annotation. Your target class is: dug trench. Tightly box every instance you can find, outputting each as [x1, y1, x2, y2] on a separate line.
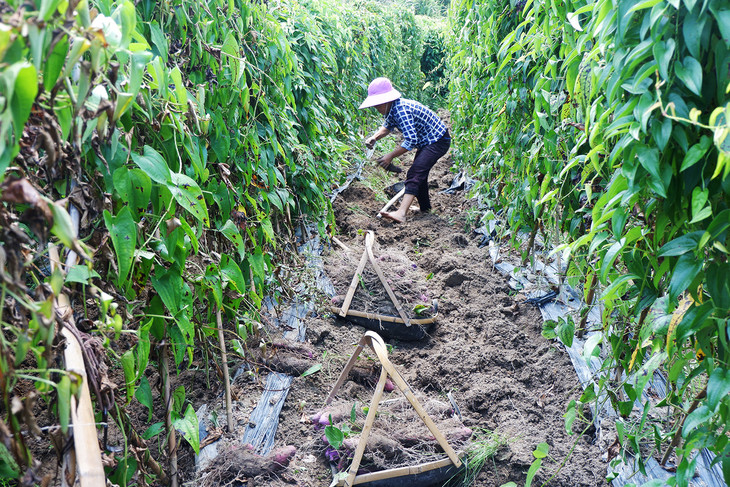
[189, 138, 611, 486]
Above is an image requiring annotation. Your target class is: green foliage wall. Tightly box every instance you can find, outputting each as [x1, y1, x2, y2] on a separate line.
[0, 0, 427, 482]
[448, 0, 730, 483]
[417, 15, 449, 108]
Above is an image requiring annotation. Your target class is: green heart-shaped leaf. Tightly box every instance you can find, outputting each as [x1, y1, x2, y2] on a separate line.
[675, 56, 703, 96]
[652, 38, 675, 80]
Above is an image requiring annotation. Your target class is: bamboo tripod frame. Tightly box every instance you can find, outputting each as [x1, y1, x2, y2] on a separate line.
[338, 231, 412, 327]
[326, 331, 462, 487]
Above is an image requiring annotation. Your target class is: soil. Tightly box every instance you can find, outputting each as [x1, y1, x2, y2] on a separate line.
[189, 133, 611, 486]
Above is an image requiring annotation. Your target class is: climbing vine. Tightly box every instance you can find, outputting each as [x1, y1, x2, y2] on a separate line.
[449, 0, 730, 483]
[0, 0, 432, 483]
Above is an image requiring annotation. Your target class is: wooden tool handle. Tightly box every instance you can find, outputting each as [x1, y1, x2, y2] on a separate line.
[376, 187, 405, 218]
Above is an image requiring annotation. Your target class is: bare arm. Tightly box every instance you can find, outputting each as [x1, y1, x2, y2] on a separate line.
[365, 126, 391, 148]
[376, 145, 408, 169]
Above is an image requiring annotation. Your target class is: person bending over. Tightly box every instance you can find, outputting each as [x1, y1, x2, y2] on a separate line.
[359, 77, 451, 223]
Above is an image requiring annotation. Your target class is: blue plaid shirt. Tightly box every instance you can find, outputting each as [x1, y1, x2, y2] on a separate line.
[383, 98, 447, 151]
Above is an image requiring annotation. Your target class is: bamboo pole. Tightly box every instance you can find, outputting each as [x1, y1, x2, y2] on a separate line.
[49, 245, 105, 487]
[325, 336, 368, 405]
[376, 188, 406, 218]
[58, 305, 105, 486]
[345, 368, 389, 487]
[216, 307, 234, 432]
[330, 307, 436, 325]
[332, 236, 353, 253]
[339, 248, 369, 317]
[364, 232, 410, 326]
[339, 457, 456, 485]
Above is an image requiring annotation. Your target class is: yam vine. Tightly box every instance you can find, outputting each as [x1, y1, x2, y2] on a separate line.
[0, 0, 435, 483]
[448, 0, 730, 484]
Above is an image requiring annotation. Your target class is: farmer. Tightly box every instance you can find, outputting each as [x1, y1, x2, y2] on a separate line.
[360, 77, 451, 223]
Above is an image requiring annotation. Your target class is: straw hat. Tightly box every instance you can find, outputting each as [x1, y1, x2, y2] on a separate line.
[359, 77, 401, 109]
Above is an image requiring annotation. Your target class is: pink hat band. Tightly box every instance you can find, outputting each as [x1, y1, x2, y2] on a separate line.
[359, 77, 401, 109]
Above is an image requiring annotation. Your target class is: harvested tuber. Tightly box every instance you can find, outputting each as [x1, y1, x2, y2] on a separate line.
[199, 444, 296, 486]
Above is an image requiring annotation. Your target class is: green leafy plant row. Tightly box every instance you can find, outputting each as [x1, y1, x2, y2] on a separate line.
[0, 0, 435, 483]
[448, 0, 729, 484]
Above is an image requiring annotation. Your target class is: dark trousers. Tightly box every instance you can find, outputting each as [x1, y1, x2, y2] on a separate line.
[404, 131, 451, 212]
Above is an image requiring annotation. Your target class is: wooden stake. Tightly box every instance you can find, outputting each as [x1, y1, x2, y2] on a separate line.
[249, 266, 257, 297]
[339, 248, 369, 317]
[345, 368, 389, 487]
[216, 307, 234, 432]
[377, 187, 406, 218]
[365, 232, 410, 326]
[50, 246, 105, 487]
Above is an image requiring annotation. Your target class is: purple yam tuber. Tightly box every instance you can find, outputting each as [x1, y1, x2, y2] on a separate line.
[320, 413, 340, 427]
[270, 339, 315, 359]
[341, 437, 359, 451]
[337, 434, 400, 457]
[325, 446, 340, 462]
[201, 444, 296, 482]
[398, 425, 473, 448]
[270, 445, 297, 467]
[311, 407, 348, 427]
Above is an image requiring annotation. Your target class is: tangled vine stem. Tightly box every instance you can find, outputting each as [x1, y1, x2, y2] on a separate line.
[660, 384, 707, 466]
[577, 271, 597, 339]
[522, 205, 544, 267]
[161, 342, 178, 487]
[111, 405, 169, 485]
